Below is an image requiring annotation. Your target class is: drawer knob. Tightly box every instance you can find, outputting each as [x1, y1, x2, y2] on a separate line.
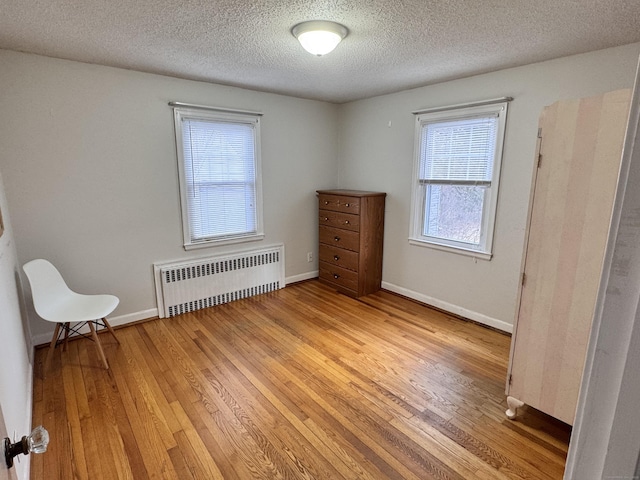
[333, 255, 340, 261]
[333, 274, 340, 279]
[334, 236, 340, 242]
[324, 217, 329, 221]
[324, 201, 329, 205]
[344, 220, 350, 225]
[345, 203, 350, 207]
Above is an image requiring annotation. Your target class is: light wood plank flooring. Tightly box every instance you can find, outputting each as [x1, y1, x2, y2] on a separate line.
[31, 280, 570, 479]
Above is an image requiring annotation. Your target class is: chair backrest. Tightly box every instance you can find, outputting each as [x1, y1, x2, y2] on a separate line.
[23, 259, 74, 320]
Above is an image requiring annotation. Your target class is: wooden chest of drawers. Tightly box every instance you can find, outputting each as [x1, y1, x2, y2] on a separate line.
[317, 189, 386, 297]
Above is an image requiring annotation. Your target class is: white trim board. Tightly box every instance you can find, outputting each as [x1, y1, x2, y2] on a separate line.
[30, 269, 320, 346]
[285, 271, 318, 285]
[30, 277, 510, 348]
[29, 270, 321, 346]
[381, 281, 513, 333]
[30, 308, 158, 346]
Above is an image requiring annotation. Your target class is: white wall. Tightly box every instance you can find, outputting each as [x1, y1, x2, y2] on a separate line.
[0, 168, 33, 480]
[0, 50, 340, 342]
[2, 44, 640, 341]
[337, 43, 640, 331]
[2, 42, 640, 480]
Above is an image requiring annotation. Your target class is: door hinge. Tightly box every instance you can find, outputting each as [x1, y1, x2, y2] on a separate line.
[521, 272, 526, 286]
[508, 374, 513, 385]
[536, 127, 543, 168]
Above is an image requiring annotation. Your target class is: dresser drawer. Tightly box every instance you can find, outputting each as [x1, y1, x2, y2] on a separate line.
[318, 210, 360, 232]
[319, 244, 359, 272]
[319, 226, 359, 252]
[319, 262, 358, 292]
[318, 194, 360, 215]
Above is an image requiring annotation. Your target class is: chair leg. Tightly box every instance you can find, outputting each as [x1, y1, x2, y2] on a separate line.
[101, 318, 119, 344]
[88, 321, 109, 369]
[62, 322, 70, 352]
[44, 323, 61, 374]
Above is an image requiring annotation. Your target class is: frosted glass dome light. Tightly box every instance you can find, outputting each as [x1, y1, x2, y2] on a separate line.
[292, 21, 348, 56]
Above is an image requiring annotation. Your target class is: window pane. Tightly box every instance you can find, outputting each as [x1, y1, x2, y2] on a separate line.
[424, 185, 484, 245]
[183, 120, 255, 185]
[180, 117, 257, 241]
[420, 116, 497, 182]
[191, 184, 256, 239]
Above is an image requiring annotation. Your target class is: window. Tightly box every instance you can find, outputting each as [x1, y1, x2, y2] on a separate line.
[172, 105, 263, 249]
[409, 100, 509, 259]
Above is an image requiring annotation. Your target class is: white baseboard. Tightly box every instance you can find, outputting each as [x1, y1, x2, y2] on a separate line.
[31, 308, 159, 346]
[108, 308, 158, 327]
[381, 281, 513, 333]
[30, 273, 322, 345]
[285, 270, 318, 285]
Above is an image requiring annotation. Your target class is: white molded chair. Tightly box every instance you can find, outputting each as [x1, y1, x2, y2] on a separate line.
[23, 259, 120, 371]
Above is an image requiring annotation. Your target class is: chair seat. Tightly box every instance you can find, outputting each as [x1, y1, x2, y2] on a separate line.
[37, 292, 119, 324]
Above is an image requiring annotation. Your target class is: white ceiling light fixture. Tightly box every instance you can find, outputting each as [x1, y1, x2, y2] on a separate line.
[292, 20, 348, 56]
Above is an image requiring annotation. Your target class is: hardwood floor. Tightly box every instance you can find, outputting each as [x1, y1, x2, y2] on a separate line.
[31, 280, 570, 479]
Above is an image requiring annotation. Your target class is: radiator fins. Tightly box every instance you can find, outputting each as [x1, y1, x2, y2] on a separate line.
[167, 281, 280, 317]
[164, 251, 280, 283]
[154, 245, 285, 318]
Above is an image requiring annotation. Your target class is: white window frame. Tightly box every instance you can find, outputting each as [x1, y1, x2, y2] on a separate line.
[409, 100, 509, 260]
[172, 104, 264, 250]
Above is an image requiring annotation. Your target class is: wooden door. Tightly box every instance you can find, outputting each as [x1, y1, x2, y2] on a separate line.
[507, 89, 631, 425]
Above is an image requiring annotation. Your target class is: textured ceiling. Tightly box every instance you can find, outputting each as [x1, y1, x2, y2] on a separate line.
[1, 0, 640, 103]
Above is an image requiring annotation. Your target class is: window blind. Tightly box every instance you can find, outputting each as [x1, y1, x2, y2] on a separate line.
[419, 115, 498, 186]
[180, 117, 257, 242]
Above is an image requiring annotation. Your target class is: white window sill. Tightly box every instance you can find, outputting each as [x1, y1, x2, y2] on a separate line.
[184, 233, 265, 250]
[408, 237, 493, 261]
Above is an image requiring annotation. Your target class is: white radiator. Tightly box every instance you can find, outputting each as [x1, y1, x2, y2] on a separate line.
[153, 244, 285, 318]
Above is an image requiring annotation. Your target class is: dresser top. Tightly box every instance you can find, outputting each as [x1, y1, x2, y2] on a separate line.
[317, 189, 386, 197]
